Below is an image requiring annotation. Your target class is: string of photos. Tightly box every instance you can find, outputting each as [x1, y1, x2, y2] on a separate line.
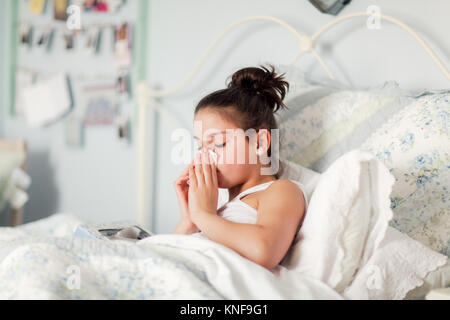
[16, 0, 135, 148]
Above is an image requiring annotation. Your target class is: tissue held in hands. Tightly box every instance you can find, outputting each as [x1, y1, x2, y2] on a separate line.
[187, 149, 218, 185]
[208, 149, 218, 165]
[193, 149, 218, 166]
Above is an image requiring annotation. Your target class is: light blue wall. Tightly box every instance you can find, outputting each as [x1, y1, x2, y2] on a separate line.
[0, 0, 6, 136]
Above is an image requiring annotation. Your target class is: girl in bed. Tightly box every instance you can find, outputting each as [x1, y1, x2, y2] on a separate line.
[172, 65, 308, 270]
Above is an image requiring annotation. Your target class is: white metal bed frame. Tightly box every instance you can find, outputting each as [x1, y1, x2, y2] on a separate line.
[136, 12, 450, 229]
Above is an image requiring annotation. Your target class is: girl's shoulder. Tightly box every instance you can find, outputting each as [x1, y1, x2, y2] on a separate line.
[267, 178, 302, 190]
[254, 179, 306, 220]
[261, 179, 305, 202]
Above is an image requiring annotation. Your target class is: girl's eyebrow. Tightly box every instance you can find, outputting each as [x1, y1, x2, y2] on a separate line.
[194, 130, 227, 140]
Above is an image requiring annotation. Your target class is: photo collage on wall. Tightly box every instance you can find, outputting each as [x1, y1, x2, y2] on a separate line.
[17, 0, 134, 148]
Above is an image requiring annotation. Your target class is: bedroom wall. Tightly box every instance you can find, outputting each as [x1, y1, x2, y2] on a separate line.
[0, 1, 8, 224]
[0, 0, 140, 224]
[0, 0, 448, 231]
[146, 0, 450, 233]
[0, 0, 6, 137]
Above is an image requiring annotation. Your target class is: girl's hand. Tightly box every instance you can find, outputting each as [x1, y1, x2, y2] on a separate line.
[174, 159, 199, 233]
[188, 149, 219, 225]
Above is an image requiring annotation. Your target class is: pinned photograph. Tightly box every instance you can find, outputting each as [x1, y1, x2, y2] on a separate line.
[82, 84, 118, 126]
[83, 26, 102, 54]
[19, 23, 33, 47]
[34, 27, 54, 51]
[114, 23, 133, 68]
[28, 0, 47, 14]
[115, 115, 131, 144]
[83, 0, 109, 12]
[63, 31, 77, 50]
[54, 0, 68, 20]
[82, 0, 125, 12]
[115, 72, 130, 97]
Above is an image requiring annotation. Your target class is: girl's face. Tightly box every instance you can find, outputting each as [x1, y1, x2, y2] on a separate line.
[194, 108, 258, 188]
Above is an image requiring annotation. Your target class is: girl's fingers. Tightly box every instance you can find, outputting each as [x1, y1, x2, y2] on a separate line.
[195, 152, 204, 185]
[188, 164, 197, 187]
[194, 151, 201, 164]
[210, 153, 218, 187]
[195, 163, 204, 185]
[202, 150, 212, 185]
[179, 176, 189, 186]
[175, 175, 189, 188]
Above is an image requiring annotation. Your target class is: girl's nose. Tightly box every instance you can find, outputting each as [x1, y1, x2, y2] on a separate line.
[201, 146, 214, 154]
[196, 147, 218, 164]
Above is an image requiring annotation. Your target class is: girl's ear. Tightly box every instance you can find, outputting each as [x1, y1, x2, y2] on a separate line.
[257, 129, 271, 154]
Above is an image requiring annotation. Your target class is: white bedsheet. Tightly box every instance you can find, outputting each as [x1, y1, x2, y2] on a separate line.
[0, 150, 445, 300]
[0, 214, 341, 299]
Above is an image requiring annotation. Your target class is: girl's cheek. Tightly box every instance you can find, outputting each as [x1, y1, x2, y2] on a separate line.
[216, 151, 224, 166]
[217, 146, 234, 165]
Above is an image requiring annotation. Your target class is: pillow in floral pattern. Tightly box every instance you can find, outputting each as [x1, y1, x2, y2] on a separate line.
[274, 64, 415, 173]
[360, 91, 450, 256]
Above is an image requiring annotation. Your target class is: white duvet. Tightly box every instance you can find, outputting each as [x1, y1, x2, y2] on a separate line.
[0, 214, 340, 299]
[0, 150, 446, 300]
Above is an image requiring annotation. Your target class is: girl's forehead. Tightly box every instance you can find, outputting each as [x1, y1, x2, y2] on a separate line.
[194, 109, 240, 136]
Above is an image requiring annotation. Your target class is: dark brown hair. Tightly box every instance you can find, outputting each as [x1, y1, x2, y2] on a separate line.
[194, 64, 289, 178]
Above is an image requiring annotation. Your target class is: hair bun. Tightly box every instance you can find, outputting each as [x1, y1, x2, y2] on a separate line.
[228, 64, 289, 113]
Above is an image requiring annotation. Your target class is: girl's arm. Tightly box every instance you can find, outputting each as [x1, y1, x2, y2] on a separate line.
[172, 220, 200, 234]
[192, 180, 305, 270]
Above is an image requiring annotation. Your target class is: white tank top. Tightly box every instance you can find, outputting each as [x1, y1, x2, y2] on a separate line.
[191, 179, 308, 239]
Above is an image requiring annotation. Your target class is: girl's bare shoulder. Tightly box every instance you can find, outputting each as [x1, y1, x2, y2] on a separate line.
[260, 179, 305, 202]
[255, 179, 306, 221]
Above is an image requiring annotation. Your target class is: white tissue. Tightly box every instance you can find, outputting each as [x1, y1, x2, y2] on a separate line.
[193, 149, 218, 165]
[208, 149, 218, 165]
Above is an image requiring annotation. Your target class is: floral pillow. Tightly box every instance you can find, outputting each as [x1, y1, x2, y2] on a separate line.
[274, 64, 415, 173]
[360, 92, 450, 256]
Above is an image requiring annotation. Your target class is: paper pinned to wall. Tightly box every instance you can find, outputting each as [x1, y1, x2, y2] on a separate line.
[54, 0, 68, 20]
[22, 72, 72, 128]
[28, 0, 47, 14]
[15, 69, 36, 116]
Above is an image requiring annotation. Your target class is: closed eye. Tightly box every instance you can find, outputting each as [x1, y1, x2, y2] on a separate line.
[196, 143, 226, 150]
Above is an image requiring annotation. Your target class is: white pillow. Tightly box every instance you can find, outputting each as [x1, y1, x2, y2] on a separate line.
[405, 260, 450, 300]
[279, 149, 395, 292]
[279, 158, 321, 204]
[344, 227, 448, 300]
